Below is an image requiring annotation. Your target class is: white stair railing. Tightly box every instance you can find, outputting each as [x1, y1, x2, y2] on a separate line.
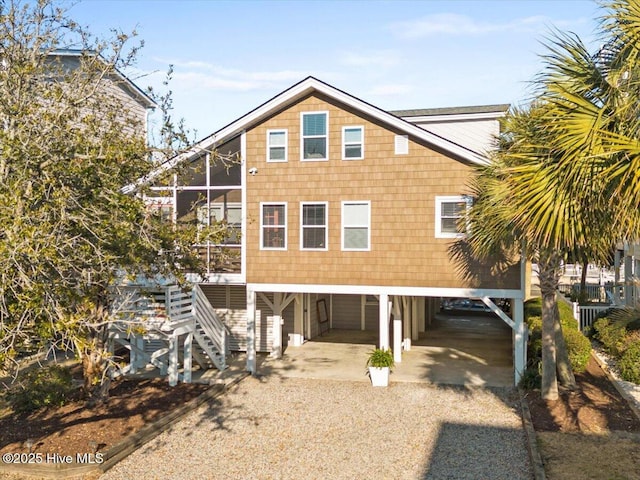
[193, 284, 228, 370]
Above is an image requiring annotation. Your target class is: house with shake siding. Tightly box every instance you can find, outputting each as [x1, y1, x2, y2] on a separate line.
[139, 77, 528, 385]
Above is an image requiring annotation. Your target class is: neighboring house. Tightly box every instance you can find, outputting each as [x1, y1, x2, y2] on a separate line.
[45, 49, 156, 138]
[139, 77, 528, 384]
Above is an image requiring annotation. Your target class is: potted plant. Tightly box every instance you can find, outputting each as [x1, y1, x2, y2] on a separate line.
[366, 348, 394, 387]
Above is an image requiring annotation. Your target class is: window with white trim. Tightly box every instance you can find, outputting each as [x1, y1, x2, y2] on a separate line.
[342, 126, 364, 160]
[342, 201, 370, 250]
[435, 196, 472, 238]
[301, 111, 328, 160]
[301, 202, 328, 250]
[261, 203, 287, 249]
[267, 129, 287, 162]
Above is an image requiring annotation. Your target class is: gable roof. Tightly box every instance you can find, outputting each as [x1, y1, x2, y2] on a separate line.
[125, 76, 491, 193]
[49, 49, 157, 110]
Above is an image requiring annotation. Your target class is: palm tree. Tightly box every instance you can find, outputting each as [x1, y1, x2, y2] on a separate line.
[465, 0, 640, 400]
[465, 106, 590, 400]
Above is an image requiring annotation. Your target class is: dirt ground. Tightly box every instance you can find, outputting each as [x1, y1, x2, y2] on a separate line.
[524, 356, 640, 480]
[0, 372, 210, 457]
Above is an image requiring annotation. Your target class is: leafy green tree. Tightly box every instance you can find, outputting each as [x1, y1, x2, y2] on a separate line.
[0, 0, 216, 402]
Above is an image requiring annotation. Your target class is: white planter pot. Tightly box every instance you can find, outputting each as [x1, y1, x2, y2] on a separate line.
[368, 366, 390, 387]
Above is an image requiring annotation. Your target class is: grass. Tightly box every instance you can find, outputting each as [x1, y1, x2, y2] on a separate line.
[537, 431, 640, 480]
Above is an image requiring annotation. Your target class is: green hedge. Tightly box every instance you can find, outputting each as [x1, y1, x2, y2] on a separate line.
[593, 317, 628, 357]
[593, 309, 640, 384]
[524, 297, 578, 330]
[619, 340, 640, 384]
[521, 297, 592, 388]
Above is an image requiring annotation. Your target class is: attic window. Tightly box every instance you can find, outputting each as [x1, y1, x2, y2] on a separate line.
[301, 112, 328, 161]
[395, 135, 409, 155]
[267, 129, 287, 162]
[342, 126, 364, 160]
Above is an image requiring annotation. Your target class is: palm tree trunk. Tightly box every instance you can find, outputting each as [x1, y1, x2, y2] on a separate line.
[579, 257, 589, 303]
[538, 250, 560, 400]
[553, 299, 577, 390]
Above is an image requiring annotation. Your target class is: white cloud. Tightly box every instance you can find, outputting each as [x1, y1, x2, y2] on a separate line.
[148, 57, 310, 92]
[389, 13, 587, 38]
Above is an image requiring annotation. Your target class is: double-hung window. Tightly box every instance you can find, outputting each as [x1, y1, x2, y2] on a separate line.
[342, 126, 364, 160]
[435, 196, 472, 238]
[301, 111, 328, 161]
[261, 203, 287, 250]
[301, 202, 328, 250]
[267, 129, 287, 162]
[342, 201, 370, 251]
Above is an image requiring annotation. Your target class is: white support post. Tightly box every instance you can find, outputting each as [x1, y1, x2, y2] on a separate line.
[417, 297, 426, 333]
[411, 297, 419, 341]
[393, 319, 402, 363]
[513, 298, 525, 386]
[379, 293, 390, 350]
[168, 336, 178, 387]
[402, 296, 411, 351]
[183, 332, 192, 383]
[270, 315, 283, 359]
[625, 254, 633, 306]
[129, 335, 139, 374]
[290, 293, 304, 347]
[246, 287, 257, 375]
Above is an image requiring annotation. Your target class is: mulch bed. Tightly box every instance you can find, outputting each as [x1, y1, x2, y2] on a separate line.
[0, 375, 210, 457]
[524, 355, 640, 434]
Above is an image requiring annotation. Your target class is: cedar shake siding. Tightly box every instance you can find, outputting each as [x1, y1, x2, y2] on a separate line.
[244, 93, 520, 289]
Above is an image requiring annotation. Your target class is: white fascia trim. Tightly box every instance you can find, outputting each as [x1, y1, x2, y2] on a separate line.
[306, 81, 488, 166]
[124, 78, 490, 194]
[246, 283, 524, 299]
[241, 131, 247, 280]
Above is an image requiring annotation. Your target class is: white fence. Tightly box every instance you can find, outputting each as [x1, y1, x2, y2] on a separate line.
[572, 303, 616, 332]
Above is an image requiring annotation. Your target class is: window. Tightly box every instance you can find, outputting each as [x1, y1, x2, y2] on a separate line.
[301, 112, 328, 160]
[342, 126, 364, 160]
[205, 203, 242, 244]
[435, 196, 471, 238]
[267, 129, 287, 162]
[301, 203, 327, 250]
[261, 203, 287, 249]
[342, 201, 370, 250]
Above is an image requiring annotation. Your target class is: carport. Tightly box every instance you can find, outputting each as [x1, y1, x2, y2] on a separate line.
[245, 284, 525, 386]
[257, 309, 513, 387]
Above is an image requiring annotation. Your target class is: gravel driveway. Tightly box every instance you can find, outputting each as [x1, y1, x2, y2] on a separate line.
[100, 376, 533, 480]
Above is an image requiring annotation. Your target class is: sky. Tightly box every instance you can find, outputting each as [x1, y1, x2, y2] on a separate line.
[67, 0, 603, 141]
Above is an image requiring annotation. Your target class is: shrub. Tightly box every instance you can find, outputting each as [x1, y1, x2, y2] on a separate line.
[519, 362, 541, 390]
[525, 310, 590, 375]
[593, 317, 628, 357]
[618, 340, 640, 384]
[525, 315, 542, 361]
[524, 297, 577, 330]
[563, 328, 591, 372]
[6, 365, 74, 414]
